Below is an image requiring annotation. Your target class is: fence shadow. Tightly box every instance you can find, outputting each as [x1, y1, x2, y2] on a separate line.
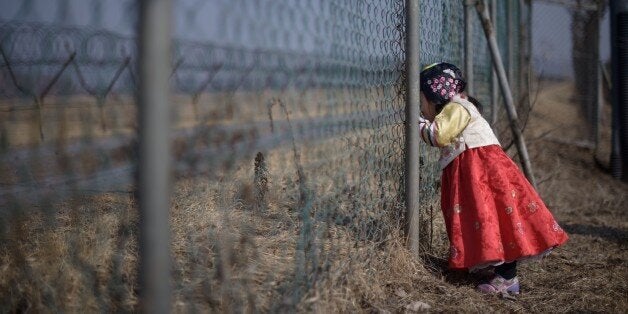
[420, 254, 492, 287]
[562, 223, 628, 246]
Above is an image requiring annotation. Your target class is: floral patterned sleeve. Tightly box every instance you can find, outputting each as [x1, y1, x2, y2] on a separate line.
[419, 102, 471, 147]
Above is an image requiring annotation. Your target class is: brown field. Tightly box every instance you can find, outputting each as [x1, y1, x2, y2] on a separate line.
[1, 81, 627, 312]
[0, 88, 383, 148]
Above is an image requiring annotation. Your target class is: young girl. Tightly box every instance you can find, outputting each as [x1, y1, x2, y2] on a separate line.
[418, 62, 568, 295]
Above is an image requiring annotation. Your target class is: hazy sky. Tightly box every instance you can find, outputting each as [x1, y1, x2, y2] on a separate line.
[0, 0, 612, 79]
[532, 1, 610, 78]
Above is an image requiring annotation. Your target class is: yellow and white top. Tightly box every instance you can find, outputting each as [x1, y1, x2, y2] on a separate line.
[419, 95, 500, 169]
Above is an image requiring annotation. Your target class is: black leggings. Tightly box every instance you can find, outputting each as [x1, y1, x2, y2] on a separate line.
[495, 261, 517, 280]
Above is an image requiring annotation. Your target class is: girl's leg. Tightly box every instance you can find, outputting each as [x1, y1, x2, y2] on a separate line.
[494, 261, 517, 280]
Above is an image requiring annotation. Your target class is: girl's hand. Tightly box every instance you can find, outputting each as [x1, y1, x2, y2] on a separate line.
[419, 115, 430, 124]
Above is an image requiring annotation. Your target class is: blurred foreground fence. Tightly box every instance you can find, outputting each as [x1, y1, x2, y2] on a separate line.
[0, 0, 533, 311]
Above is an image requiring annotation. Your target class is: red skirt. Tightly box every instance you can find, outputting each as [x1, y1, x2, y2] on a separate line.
[441, 145, 568, 271]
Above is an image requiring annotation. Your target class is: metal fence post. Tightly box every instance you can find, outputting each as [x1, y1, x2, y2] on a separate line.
[518, 0, 531, 115]
[508, 0, 515, 101]
[465, 0, 475, 95]
[610, 0, 628, 181]
[405, 0, 420, 255]
[591, 15, 601, 145]
[491, 0, 499, 124]
[137, 0, 172, 312]
[517, 0, 532, 104]
[597, 61, 603, 153]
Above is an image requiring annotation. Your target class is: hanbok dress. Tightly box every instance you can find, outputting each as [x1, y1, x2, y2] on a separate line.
[419, 95, 569, 271]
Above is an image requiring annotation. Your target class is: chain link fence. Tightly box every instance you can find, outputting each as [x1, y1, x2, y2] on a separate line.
[532, 0, 609, 148]
[0, 0, 530, 311]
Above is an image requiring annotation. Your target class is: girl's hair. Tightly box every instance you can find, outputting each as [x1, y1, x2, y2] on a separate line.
[420, 62, 467, 113]
[466, 95, 483, 115]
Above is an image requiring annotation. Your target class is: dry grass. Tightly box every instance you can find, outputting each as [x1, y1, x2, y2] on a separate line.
[1, 81, 627, 312]
[0, 194, 138, 312]
[0, 88, 381, 147]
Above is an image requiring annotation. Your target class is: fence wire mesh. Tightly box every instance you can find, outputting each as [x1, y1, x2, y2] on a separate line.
[0, 0, 529, 311]
[531, 0, 608, 167]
